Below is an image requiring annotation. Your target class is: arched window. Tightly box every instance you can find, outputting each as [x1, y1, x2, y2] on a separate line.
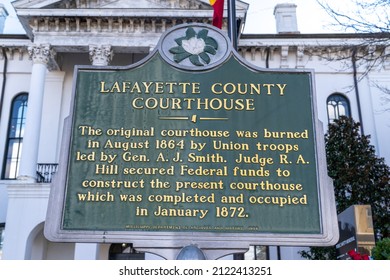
[2, 93, 28, 179]
[327, 93, 351, 123]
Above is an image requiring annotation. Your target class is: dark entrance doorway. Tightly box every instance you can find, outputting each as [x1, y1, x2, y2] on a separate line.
[108, 243, 145, 260]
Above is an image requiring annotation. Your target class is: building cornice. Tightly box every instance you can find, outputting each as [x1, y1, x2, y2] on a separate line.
[241, 32, 390, 41]
[16, 8, 221, 18]
[239, 33, 390, 48]
[13, 0, 209, 9]
[0, 34, 30, 43]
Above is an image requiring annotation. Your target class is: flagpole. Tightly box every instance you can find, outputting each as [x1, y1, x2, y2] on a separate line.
[227, 0, 237, 50]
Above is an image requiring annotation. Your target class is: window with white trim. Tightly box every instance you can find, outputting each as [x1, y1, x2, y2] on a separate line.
[2, 93, 28, 179]
[327, 93, 351, 123]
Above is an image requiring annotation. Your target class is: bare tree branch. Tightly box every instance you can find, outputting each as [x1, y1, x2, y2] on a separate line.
[314, 0, 390, 95]
[317, 0, 390, 33]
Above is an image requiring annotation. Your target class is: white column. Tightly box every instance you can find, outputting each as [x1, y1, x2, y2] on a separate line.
[74, 243, 100, 260]
[17, 44, 54, 181]
[89, 45, 113, 66]
[2, 183, 50, 260]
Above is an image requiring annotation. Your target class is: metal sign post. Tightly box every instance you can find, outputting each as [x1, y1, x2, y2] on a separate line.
[227, 0, 238, 50]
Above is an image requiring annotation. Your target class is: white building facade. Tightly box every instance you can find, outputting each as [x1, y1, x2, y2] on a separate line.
[0, 0, 389, 260]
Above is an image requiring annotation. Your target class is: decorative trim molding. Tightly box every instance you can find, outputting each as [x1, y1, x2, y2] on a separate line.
[280, 45, 289, 68]
[89, 44, 113, 66]
[27, 43, 59, 70]
[6, 183, 50, 199]
[28, 43, 52, 64]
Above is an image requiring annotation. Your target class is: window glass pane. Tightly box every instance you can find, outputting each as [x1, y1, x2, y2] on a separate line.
[327, 94, 350, 123]
[2, 94, 28, 179]
[3, 140, 23, 179]
[9, 95, 27, 138]
[340, 99, 350, 117]
[338, 103, 346, 116]
[327, 104, 336, 122]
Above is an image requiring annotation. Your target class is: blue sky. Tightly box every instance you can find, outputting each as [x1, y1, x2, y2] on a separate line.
[244, 0, 388, 34]
[243, 0, 336, 33]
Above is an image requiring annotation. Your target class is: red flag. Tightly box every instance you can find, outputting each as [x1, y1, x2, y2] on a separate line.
[210, 0, 224, 29]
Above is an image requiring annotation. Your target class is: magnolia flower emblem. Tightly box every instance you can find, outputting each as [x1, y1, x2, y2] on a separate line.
[169, 27, 218, 66]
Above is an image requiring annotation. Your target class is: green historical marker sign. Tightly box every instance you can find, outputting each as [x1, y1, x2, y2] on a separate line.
[45, 24, 338, 247]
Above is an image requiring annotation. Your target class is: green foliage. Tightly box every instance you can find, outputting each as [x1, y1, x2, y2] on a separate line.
[372, 238, 390, 260]
[325, 116, 390, 239]
[299, 246, 337, 260]
[300, 117, 390, 259]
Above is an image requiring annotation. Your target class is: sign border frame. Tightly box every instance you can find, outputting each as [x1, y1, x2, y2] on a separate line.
[44, 23, 339, 249]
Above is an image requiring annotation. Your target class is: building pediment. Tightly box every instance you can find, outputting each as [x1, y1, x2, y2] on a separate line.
[13, 0, 214, 42]
[13, 0, 248, 14]
[12, 0, 248, 57]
